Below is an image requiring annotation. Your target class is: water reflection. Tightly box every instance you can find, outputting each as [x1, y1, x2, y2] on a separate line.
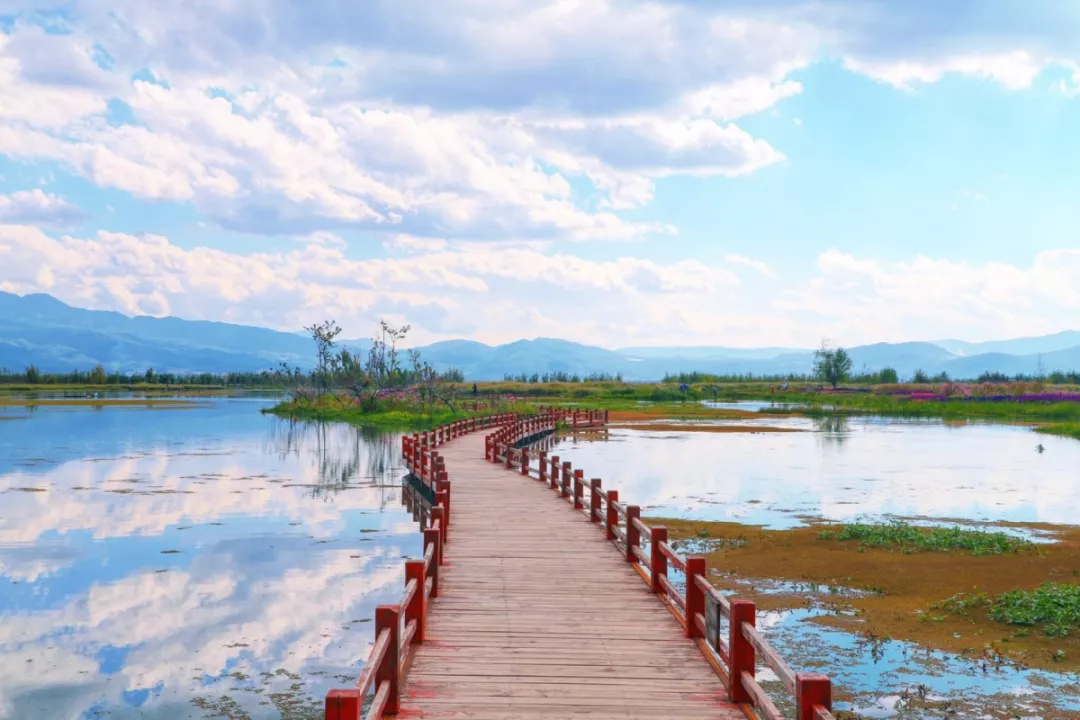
[0, 398, 417, 719]
[552, 416, 1080, 528]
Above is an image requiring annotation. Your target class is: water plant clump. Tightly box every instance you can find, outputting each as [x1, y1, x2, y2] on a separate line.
[818, 521, 1033, 556]
[936, 583, 1080, 637]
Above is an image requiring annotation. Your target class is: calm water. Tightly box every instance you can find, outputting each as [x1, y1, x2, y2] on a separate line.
[0, 398, 416, 719]
[555, 409, 1080, 718]
[559, 414, 1080, 528]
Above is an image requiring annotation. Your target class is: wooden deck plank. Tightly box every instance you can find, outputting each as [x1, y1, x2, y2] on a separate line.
[398, 432, 743, 719]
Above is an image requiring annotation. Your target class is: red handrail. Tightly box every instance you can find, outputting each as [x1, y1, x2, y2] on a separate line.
[483, 410, 836, 720]
[325, 412, 516, 720]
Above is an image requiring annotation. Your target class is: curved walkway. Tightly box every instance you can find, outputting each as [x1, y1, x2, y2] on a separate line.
[398, 431, 743, 719]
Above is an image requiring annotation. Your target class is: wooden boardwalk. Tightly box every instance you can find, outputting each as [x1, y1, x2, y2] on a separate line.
[327, 411, 834, 720]
[398, 432, 744, 719]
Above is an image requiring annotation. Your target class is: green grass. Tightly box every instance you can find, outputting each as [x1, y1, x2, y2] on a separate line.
[265, 397, 534, 430]
[936, 583, 1080, 637]
[762, 394, 1080, 423]
[1036, 422, 1080, 441]
[818, 521, 1033, 556]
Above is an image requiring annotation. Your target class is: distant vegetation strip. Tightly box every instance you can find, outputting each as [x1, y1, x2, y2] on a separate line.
[818, 521, 1032, 556]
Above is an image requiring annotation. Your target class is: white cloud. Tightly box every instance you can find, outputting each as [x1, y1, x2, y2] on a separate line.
[844, 51, 1046, 91]
[0, 190, 86, 228]
[725, 253, 777, 278]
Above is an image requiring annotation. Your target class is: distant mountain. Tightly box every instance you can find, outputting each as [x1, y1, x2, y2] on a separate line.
[933, 330, 1080, 357]
[2, 291, 1080, 381]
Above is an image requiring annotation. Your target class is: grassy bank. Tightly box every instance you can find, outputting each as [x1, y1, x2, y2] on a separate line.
[264, 396, 533, 430]
[659, 517, 1080, 671]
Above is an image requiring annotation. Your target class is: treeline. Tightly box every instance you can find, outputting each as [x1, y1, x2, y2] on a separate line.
[663, 368, 1080, 385]
[502, 371, 623, 384]
[0, 365, 290, 386]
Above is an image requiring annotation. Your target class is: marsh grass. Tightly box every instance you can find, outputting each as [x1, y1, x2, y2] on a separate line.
[818, 521, 1033, 556]
[936, 583, 1080, 637]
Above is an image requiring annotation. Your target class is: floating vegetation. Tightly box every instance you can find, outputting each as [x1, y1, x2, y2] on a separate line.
[936, 583, 1080, 638]
[818, 521, 1033, 556]
[9, 486, 47, 492]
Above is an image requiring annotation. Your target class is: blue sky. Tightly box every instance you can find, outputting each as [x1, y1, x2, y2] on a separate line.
[0, 0, 1078, 348]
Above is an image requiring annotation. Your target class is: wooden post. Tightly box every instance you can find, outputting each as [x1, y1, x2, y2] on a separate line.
[651, 526, 667, 594]
[423, 528, 440, 598]
[485, 437, 492, 462]
[573, 470, 584, 510]
[437, 478, 450, 526]
[538, 451, 547, 481]
[405, 559, 426, 644]
[561, 462, 571, 499]
[728, 600, 756, 704]
[520, 447, 529, 476]
[685, 556, 705, 639]
[550, 455, 560, 490]
[796, 673, 832, 720]
[436, 489, 449, 530]
[504, 444, 513, 469]
[590, 479, 602, 522]
[375, 605, 401, 715]
[626, 505, 640, 563]
[606, 490, 619, 540]
[325, 689, 362, 720]
[432, 506, 446, 555]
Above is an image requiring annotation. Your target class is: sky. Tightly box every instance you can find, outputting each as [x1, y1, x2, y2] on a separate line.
[1, 0, 1079, 348]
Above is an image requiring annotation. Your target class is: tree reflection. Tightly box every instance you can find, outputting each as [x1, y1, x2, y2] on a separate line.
[813, 415, 851, 447]
[266, 418, 401, 505]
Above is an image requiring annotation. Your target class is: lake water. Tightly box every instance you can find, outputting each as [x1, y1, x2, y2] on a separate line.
[5, 399, 1080, 719]
[553, 410, 1080, 718]
[559, 414, 1080, 529]
[0, 397, 416, 719]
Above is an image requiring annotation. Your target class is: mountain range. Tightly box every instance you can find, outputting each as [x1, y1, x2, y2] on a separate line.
[2, 291, 1079, 381]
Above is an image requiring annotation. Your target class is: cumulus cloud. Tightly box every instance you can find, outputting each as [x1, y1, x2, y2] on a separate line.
[0, 190, 86, 228]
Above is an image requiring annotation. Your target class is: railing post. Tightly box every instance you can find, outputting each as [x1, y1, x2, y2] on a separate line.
[423, 528, 440, 598]
[505, 444, 513, 469]
[728, 599, 756, 704]
[650, 526, 667, 594]
[436, 488, 450, 531]
[550, 455, 560, 491]
[685, 556, 705, 639]
[606, 490, 618, 540]
[325, 689, 362, 720]
[432, 506, 446, 555]
[560, 463, 571, 500]
[590, 478, 601, 522]
[796, 673, 832, 720]
[626, 505, 640, 563]
[375, 605, 401, 715]
[520, 447, 529, 476]
[538, 450, 547, 482]
[573, 469, 584, 510]
[405, 559, 426, 644]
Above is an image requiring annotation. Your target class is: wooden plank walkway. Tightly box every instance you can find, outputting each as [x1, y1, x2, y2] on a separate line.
[399, 431, 744, 719]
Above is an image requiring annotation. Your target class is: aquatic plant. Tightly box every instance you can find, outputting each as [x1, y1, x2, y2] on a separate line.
[937, 583, 1080, 637]
[818, 522, 1032, 556]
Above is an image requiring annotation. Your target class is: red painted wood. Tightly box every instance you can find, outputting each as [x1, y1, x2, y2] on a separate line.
[561, 462, 572, 499]
[423, 528, 440, 598]
[324, 689, 362, 720]
[797, 673, 831, 720]
[626, 505, 641, 563]
[590, 478, 602, 522]
[573, 469, 584, 510]
[651, 526, 668, 594]
[375, 605, 401, 715]
[685, 556, 706, 639]
[728, 600, 756, 704]
[606, 489, 619, 540]
[405, 560, 426, 644]
[520, 447, 529, 476]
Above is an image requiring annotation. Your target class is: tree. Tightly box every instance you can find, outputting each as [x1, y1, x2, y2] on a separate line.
[878, 367, 899, 384]
[812, 341, 853, 388]
[89, 365, 107, 384]
[912, 368, 931, 384]
[144, 367, 156, 383]
[25, 365, 40, 384]
[305, 320, 344, 404]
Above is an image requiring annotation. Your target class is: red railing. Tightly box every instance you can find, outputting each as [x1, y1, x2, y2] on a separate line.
[488, 416, 837, 720]
[325, 413, 520, 720]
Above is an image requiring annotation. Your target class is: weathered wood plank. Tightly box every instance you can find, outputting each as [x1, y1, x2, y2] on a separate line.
[398, 431, 740, 719]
